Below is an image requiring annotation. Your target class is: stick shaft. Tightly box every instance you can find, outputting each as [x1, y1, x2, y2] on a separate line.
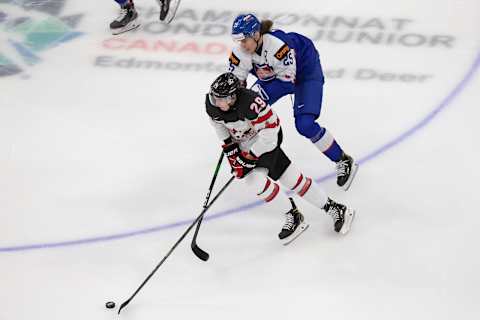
[192, 152, 224, 247]
[118, 175, 234, 314]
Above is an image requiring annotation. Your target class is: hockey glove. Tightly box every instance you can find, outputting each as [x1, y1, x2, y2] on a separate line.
[222, 143, 240, 169]
[233, 151, 258, 179]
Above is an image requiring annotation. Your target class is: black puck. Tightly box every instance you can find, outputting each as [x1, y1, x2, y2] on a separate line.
[105, 301, 116, 309]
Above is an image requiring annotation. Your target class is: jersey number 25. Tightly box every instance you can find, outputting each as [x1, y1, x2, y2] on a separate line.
[283, 51, 294, 66]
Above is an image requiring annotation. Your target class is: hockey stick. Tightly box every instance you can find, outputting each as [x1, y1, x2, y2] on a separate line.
[191, 152, 224, 261]
[117, 175, 235, 314]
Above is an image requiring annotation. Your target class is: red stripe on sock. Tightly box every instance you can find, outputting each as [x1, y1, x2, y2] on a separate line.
[265, 183, 280, 202]
[258, 179, 271, 196]
[292, 174, 303, 190]
[298, 177, 312, 197]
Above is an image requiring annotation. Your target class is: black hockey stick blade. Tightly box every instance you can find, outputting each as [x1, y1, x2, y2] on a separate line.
[190, 152, 224, 261]
[118, 298, 131, 314]
[191, 242, 210, 261]
[191, 216, 210, 261]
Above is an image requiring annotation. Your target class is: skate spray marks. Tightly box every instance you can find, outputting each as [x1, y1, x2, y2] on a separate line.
[0, 50, 478, 253]
[0, 0, 84, 77]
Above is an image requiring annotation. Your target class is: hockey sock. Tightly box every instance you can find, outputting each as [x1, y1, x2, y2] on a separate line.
[243, 170, 292, 211]
[278, 164, 328, 209]
[294, 115, 344, 162]
[310, 128, 344, 162]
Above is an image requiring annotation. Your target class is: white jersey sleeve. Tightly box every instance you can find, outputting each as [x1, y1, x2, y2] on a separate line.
[227, 46, 252, 82]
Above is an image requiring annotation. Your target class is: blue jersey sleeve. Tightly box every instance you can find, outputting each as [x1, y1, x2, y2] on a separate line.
[270, 30, 324, 82]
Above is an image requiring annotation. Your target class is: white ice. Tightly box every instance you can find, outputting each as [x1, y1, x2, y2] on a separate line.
[1, 1, 479, 319]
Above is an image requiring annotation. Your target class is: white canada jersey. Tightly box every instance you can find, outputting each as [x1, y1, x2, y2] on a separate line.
[205, 88, 281, 157]
[228, 33, 296, 83]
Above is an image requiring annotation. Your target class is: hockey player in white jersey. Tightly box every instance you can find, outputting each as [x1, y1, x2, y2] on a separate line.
[206, 72, 356, 244]
[227, 14, 358, 191]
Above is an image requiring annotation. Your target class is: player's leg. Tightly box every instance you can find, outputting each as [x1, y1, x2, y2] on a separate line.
[110, 0, 140, 35]
[156, 0, 181, 23]
[293, 80, 358, 190]
[243, 168, 308, 245]
[277, 161, 356, 235]
[257, 145, 355, 235]
[248, 144, 308, 244]
[251, 78, 294, 105]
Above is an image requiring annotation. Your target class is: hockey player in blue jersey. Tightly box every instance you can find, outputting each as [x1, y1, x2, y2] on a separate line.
[227, 14, 358, 190]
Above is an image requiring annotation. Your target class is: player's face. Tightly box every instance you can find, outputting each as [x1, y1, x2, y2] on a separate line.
[211, 94, 236, 112]
[238, 36, 258, 54]
[216, 98, 231, 111]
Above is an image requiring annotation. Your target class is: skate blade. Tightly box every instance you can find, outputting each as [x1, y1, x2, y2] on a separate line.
[339, 208, 356, 235]
[111, 21, 140, 35]
[341, 162, 359, 191]
[282, 222, 309, 246]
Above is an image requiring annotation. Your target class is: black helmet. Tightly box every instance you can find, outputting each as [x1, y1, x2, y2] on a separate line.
[210, 72, 240, 98]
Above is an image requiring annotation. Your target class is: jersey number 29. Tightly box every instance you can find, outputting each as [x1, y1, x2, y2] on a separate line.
[250, 96, 267, 113]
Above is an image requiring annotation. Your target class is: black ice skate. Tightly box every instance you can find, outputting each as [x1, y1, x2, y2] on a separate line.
[110, 1, 140, 35]
[336, 152, 359, 191]
[156, 0, 181, 23]
[278, 198, 309, 245]
[323, 198, 355, 235]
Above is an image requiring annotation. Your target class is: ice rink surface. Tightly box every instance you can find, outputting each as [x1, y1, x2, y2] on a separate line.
[1, 0, 479, 319]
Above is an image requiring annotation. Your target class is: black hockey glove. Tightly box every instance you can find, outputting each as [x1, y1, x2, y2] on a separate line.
[222, 142, 240, 169]
[233, 151, 258, 179]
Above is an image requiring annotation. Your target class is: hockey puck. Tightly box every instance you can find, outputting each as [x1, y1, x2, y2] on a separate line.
[105, 301, 116, 309]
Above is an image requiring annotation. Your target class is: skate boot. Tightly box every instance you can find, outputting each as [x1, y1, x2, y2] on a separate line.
[336, 152, 358, 191]
[323, 198, 355, 235]
[110, 1, 140, 35]
[278, 198, 309, 245]
[156, 0, 181, 23]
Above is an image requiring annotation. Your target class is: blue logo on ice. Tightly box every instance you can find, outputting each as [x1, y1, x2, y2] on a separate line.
[0, 0, 84, 77]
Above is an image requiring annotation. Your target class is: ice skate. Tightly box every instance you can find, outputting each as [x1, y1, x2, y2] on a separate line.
[110, 1, 140, 35]
[156, 0, 181, 24]
[324, 198, 355, 235]
[279, 198, 309, 245]
[336, 152, 358, 191]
